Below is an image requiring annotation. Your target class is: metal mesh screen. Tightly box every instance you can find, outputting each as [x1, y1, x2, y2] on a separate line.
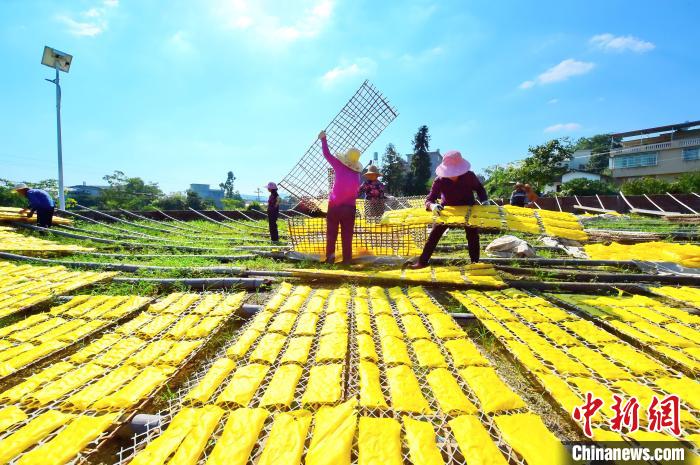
[278, 80, 398, 205]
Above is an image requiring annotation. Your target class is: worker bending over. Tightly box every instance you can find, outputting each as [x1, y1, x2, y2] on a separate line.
[14, 183, 56, 228]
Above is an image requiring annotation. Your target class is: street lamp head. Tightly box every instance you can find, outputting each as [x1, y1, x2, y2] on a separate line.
[41, 46, 72, 73]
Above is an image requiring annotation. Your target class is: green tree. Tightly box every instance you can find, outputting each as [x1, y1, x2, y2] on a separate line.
[405, 125, 431, 195]
[186, 189, 213, 209]
[482, 165, 522, 199]
[380, 143, 406, 196]
[559, 178, 617, 196]
[519, 138, 574, 192]
[99, 171, 163, 210]
[620, 177, 671, 195]
[156, 193, 187, 210]
[574, 134, 620, 174]
[670, 172, 700, 194]
[221, 198, 245, 209]
[219, 171, 237, 198]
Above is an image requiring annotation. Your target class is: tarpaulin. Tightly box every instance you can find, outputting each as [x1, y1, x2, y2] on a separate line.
[306, 399, 357, 465]
[427, 368, 477, 415]
[302, 364, 343, 405]
[358, 417, 402, 465]
[494, 413, 568, 465]
[459, 366, 525, 413]
[449, 414, 508, 465]
[403, 417, 445, 465]
[182, 358, 235, 405]
[258, 410, 312, 465]
[205, 408, 268, 465]
[260, 364, 303, 407]
[216, 364, 269, 407]
[386, 365, 432, 414]
[358, 361, 387, 409]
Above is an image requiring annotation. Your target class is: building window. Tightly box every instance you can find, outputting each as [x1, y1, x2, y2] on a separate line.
[683, 147, 700, 161]
[613, 152, 658, 169]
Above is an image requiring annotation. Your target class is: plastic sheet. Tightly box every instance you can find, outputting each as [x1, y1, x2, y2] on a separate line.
[183, 358, 236, 405]
[167, 405, 224, 465]
[306, 399, 357, 465]
[356, 334, 378, 362]
[260, 364, 303, 407]
[250, 333, 287, 364]
[403, 417, 445, 465]
[358, 361, 387, 408]
[216, 364, 269, 407]
[386, 365, 432, 414]
[64, 364, 139, 410]
[316, 332, 348, 362]
[130, 408, 199, 465]
[302, 364, 343, 405]
[449, 414, 508, 465]
[412, 339, 447, 368]
[567, 346, 631, 380]
[358, 417, 402, 465]
[0, 410, 73, 464]
[91, 366, 172, 411]
[204, 408, 267, 465]
[16, 413, 118, 465]
[601, 343, 665, 375]
[495, 413, 568, 465]
[226, 329, 260, 359]
[443, 338, 488, 368]
[401, 314, 431, 340]
[459, 366, 526, 413]
[258, 410, 312, 465]
[0, 406, 27, 433]
[281, 336, 314, 364]
[427, 368, 477, 415]
[381, 336, 412, 366]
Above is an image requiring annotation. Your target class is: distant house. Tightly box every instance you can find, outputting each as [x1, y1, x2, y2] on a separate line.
[544, 170, 603, 194]
[189, 184, 224, 207]
[405, 149, 442, 178]
[566, 149, 594, 172]
[608, 120, 700, 182]
[67, 182, 107, 197]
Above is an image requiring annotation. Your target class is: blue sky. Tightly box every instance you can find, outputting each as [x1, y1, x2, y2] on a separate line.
[1, 0, 698, 195]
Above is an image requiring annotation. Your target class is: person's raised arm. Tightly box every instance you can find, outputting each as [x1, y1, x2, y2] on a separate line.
[473, 174, 488, 203]
[318, 131, 343, 170]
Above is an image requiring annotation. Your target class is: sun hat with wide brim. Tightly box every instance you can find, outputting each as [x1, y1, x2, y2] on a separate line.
[336, 148, 363, 172]
[266, 182, 278, 190]
[13, 183, 29, 191]
[364, 165, 381, 177]
[435, 150, 471, 178]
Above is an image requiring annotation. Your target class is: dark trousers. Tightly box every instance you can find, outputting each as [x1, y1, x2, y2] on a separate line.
[268, 212, 279, 242]
[419, 225, 480, 264]
[326, 204, 356, 263]
[36, 207, 55, 228]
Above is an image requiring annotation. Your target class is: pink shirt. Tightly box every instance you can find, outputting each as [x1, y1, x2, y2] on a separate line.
[321, 137, 360, 207]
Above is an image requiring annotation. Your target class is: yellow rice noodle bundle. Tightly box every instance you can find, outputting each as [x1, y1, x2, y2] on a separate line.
[585, 242, 700, 268]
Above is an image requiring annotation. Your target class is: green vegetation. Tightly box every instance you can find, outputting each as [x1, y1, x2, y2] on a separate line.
[621, 172, 700, 195]
[405, 125, 432, 195]
[559, 178, 617, 196]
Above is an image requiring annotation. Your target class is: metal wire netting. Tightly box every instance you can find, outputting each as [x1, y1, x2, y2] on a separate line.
[278, 80, 398, 204]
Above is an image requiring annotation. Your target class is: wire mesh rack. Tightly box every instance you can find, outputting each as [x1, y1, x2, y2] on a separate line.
[278, 80, 398, 205]
[449, 288, 700, 455]
[286, 216, 427, 258]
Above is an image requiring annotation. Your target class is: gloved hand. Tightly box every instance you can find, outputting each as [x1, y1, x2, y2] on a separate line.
[430, 203, 444, 213]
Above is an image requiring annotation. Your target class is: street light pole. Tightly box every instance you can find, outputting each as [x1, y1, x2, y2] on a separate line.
[46, 66, 65, 210]
[41, 46, 72, 211]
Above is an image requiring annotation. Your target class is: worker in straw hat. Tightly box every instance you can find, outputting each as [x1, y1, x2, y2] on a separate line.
[265, 182, 281, 243]
[358, 164, 386, 219]
[408, 150, 488, 269]
[318, 130, 362, 264]
[13, 183, 56, 228]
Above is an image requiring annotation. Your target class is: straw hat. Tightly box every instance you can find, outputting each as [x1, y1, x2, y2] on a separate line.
[365, 165, 381, 178]
[336, 148, 362, 172]
[13, 183, 29, 191]
[266, 182, 278, 190]
[435, 150, 471, 178]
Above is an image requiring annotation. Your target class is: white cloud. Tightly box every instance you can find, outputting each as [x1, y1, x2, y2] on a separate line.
[590, 33, 655, 53]
[519, 59, 595, 89]
[544, 122, 581, 133]
[320, 58, 376, 88]
[547, 98, 559, 104]
[217, 0, 334, 44]
[56, 0, 118, 37]
[400, 46, 444, 64]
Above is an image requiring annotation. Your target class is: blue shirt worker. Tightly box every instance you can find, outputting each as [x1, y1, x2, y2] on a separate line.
[13, 183, 56, 228]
